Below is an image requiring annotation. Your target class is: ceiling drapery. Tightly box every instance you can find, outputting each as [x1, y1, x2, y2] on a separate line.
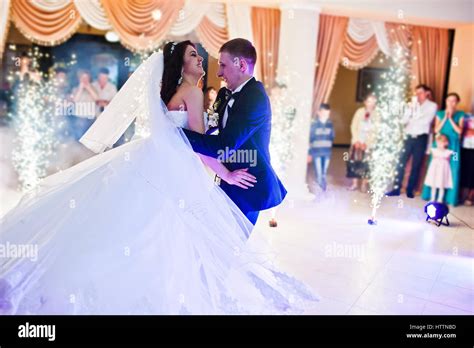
[100, 0, 184, 52]
[10, 0, 82, 46]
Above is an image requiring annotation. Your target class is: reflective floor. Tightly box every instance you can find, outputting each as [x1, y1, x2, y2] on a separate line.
[254, 147, 473, 314]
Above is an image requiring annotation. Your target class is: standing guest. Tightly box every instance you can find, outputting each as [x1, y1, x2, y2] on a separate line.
[426, 87, 434, 101]
[92, 68, 125, 146]
[203, 86, 218, 133]
[9, 52, 41, 136]
[204, 86, 217, 111]
[11, 52, 41, 118]
[423, 134, 453, 202]
[10, 53, 31, 117]
[419, 85, 436, 191]
[460, 111, 474, 205]
[14, 52, 41, 83]
[387, 84, 437, 198]
[308, 103, 335, 191]
[92, 68, 117, 116]
[421, 93, 465, 206]
[15, 52, 32, 81]
[71, 69, 98, 140]
[347, 94, 377, 192]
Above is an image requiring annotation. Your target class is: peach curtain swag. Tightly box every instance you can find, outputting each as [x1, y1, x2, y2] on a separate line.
[312, 14, 348, 115]
[11, 0, 81, 46]
[169, 1, 227, 58]
[312, 16, 450, 115]
[195, 16, 229, 59]
[101, 0, 183, 52]
[74, 0, 112, 31]
[251, 7, 280, 90]
[341, 33, 379, 70]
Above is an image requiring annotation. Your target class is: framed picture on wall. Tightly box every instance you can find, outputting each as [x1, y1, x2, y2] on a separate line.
[356, 67, 389, 102]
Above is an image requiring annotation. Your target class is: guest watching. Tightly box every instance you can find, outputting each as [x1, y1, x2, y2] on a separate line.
[387, 84, 437, 198]
[204, 86, 217, 112]
[71, 69, 98, 140]
[92, 68, 117, 116]
[421, 92, 465, 206]
[423, 134, 454, 203]
[460, 110, 474, 205]
[347, 94, 377, 192]
[308, 103, 335, 191]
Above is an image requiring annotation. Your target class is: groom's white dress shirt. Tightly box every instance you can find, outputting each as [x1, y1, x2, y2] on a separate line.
[222, 77, 253, 128]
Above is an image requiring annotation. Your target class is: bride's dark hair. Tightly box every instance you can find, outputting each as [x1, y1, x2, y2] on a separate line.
[161, 40, 196, 105]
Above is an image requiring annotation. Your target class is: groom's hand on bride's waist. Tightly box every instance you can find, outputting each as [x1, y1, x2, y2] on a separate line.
[221, 168, 257, 189]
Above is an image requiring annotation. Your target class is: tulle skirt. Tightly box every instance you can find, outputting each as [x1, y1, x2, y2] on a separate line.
[0, 117, 318, 314]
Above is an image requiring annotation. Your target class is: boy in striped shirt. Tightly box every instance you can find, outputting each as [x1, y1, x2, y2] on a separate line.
[308, 103, 335, 191]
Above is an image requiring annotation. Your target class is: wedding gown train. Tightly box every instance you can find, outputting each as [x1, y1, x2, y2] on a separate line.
[0, 52, 318, 314]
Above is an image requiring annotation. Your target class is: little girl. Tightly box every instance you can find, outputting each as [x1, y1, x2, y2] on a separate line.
[424, 134, 454, 202]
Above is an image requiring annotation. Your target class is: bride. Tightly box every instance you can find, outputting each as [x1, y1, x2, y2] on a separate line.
[0, 41, 318, 314]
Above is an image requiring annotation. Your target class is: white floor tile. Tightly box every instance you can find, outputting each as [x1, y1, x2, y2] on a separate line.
[353, 284, 428, 315]
[422, 301, 473, 315]
[371, 269, 435, 300]
[428, 282, 474, 312]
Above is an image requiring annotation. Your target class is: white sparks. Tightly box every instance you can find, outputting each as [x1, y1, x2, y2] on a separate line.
[269, 74, 299, 179]
[367, 44, 408, 220]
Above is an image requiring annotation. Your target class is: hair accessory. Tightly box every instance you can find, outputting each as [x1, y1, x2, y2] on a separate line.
[170, 42, 177, 55]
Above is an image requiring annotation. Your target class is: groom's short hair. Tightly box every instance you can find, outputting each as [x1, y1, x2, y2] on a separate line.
[219, 38, 257, 68]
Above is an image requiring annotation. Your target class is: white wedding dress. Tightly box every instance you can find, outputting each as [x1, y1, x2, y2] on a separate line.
[0, 52, 318, 314]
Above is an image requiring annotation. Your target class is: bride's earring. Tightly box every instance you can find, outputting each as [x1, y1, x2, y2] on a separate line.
[178, 69, 183, 85]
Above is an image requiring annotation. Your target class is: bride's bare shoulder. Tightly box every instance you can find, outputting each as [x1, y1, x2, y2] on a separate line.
[179, 84, 203, 98]
[168, 85, 203, 110]
[180, 85, 204, 108]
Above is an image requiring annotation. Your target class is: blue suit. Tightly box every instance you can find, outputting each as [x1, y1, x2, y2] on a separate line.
[182, 78, 287, 225]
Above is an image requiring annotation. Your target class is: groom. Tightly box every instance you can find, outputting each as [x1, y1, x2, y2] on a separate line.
[182, 38, 287, 227]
